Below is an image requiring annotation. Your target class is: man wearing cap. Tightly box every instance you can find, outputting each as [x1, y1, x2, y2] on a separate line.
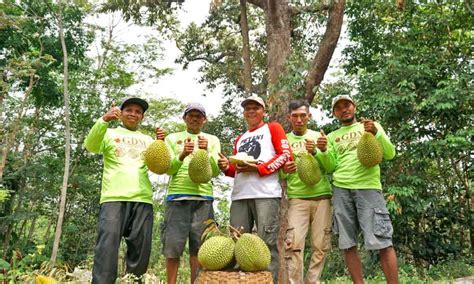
[326, 95, 398, 283]
[281, 99, 334, 283]
[218, 95, 292, 282]
[85, 97, 164, 283]
[162, 102, 221, 284]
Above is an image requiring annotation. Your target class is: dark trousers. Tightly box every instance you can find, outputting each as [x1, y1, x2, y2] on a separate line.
[92, 202, 153, 284]
[230, 198, 281, 283]
[161, 200, 214, 258]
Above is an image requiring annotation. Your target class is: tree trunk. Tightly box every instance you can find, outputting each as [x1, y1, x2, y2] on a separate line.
[43, 217, 54, 244]
[264, 0, 291, 125]
[1, 173, 21, 258]
[260, 2, 292, 282]
[396, 0, 404, 10]
[451, 157, 472, 253]
[0, 74, 36, 182]
[17, 204, 31, 239]
[26, 216, 37, 245]
[2, 224, 13, 259]
[51, 2, 71, 262]
[304, 0, 345, 104]
[246, 1, 345, 281]
[240, 0, 253, 95]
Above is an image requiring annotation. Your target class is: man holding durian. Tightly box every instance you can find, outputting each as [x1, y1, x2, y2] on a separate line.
[326, 95, 398, 284]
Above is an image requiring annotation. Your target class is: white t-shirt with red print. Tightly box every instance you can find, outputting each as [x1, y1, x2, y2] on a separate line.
[225, 122, 292, 200]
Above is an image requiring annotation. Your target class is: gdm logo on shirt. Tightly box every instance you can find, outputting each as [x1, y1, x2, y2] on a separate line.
[113, 136, 147, 159]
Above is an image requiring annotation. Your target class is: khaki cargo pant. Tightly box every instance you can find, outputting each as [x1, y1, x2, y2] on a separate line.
[285, 198, 332, 284]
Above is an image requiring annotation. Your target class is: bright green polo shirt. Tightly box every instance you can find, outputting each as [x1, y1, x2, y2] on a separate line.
[164, 131, 221, 198]
[84, 118, 154, 204]
[281, 130, 333, 199]
[327, 122, 396, 190]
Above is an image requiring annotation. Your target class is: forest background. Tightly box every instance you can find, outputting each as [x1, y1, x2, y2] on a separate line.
[0, 0, 472, 282]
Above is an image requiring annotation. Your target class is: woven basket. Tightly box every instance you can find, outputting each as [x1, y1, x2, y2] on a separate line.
[196, 270, 273, 284]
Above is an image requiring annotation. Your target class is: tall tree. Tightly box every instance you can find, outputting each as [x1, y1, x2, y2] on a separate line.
[50, 0, 71, 263]
[102, 1, 346, 281]
[0, 0, 94, 259]
[1, 3, 178, 276]
[102, 0, 345, 117]
[239, 0, 252, 95]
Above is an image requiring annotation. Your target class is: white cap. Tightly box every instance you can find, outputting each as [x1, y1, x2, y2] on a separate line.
[331, 95, 355, 110]
[241, 95, 265, 109]
[184, 102, 206, 117]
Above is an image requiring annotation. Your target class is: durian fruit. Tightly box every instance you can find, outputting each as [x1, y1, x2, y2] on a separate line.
[188, 149, 212, 183]
[228, 152, 256, 165]
[198, 236, 235, 270]
[35, 275, 57, 284]
[296, 153, 321, 186]
[144, 140, 171, 174]
[234, 233, 271, 272]
[357, 132, 383, 168]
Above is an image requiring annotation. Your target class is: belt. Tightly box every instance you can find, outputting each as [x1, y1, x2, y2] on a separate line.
[297, 195, 332, 202]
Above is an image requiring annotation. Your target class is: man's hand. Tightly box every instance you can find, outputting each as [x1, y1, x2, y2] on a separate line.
[236, 161, 258, 173]
[198, 135, 208, 150]
[179, 137, 194, 161]
[282, 161, 296, 174]
[361, 118, 378, 135]
[305, 139, 316, 155]
[102, 102, 121, 122]
[155, 127, 165, 140]
[316, 129, 327, 152]
[218, 152, 229, 172]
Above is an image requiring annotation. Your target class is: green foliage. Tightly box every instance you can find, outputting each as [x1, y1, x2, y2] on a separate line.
[425, 256, 474, 280]
[0, 187, 10, 204]
[0, 0, 95, 107]
[0, 246, 50, 282]
[141, 98, 186, 135]
[203, 97, 247, 156]
[0, 0, 175, 276]
[100, 0, 180, 29]
[340, 0, 473, 264]
[212, 179, 232, 228]
[321, 245, 473, 282]
[175, 1, 252, 92]
[0, 0, 472, 281]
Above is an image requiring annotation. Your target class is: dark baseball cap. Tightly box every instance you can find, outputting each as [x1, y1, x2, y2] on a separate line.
[120, 97, 149, 112]
[184, 102, 206, 117]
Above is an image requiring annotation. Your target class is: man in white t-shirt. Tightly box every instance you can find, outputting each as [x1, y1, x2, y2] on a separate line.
[218, 95, 292, 282]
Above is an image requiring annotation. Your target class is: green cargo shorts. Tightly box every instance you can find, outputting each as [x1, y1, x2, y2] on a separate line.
[332, 186, 393, 250]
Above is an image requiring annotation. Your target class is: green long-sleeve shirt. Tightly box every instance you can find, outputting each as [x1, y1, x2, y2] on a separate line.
[326, 122, 396, 190]
[281, 130, 333, 199]
[84, 118, 154, 204]
[164, 131, 221, 198]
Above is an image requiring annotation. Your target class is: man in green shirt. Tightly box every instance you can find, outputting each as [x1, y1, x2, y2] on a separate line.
[327, 95, 398, 284]
[281, 99, 334, 283]
[85, 97, 164, 284]
[162, 103, 221, 284]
